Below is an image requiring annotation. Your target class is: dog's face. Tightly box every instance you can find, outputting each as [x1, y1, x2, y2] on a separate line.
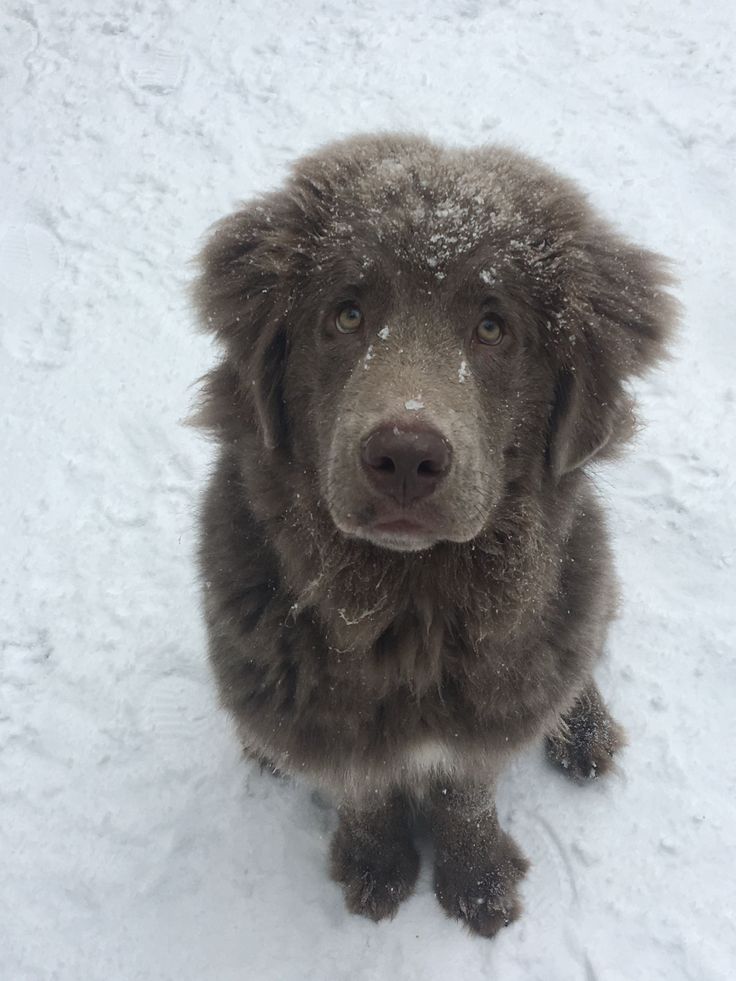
[317, 286, 514, 552]
[194, 135, 675, 552]
[286, 252, 545, 553]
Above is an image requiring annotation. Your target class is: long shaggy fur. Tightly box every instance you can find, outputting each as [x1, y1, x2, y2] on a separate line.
[190, 134, 677, 934]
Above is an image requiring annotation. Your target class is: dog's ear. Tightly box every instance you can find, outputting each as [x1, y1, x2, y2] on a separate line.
[548, 366, 625, 477]
[191, 195, 296, 450]
[547, 225, 678, 478]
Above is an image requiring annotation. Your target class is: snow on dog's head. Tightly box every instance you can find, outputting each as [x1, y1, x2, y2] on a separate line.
[192, 133, 677, 552]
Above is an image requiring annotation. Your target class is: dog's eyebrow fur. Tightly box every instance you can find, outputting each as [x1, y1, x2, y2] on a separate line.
[336, 282, 367, 296]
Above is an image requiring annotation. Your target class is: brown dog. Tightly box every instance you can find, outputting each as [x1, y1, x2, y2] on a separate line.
[191, 134, 676, 936]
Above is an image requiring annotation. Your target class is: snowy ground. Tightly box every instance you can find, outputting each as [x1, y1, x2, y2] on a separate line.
[2, 1, 735, 978]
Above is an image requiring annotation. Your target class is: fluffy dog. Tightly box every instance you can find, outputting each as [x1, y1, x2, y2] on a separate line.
[191, 134, 676, 936]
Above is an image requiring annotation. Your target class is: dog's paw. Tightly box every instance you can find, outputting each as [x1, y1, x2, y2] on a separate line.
[434, 832, 529, 938]
[330, 826, 420, 922]
[546, 706, 625, 781]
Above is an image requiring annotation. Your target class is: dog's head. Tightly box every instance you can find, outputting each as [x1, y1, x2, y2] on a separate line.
[193, 134, 677, 553]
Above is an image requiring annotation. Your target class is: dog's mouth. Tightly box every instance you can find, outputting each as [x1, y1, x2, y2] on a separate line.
[360, 526, 439, 552]
[366, 515, 437, 551]
[334, 504, 445, 552]
[372, 516, 427, 535]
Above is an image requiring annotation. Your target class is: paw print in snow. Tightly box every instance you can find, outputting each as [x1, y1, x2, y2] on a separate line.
[121, 45, 186, 94]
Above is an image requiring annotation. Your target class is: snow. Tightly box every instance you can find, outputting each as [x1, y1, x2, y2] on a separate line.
[2, 1, 735, 979]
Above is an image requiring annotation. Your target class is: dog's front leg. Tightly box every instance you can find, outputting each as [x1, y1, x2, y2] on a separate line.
[330, 791, 419, 921]
[430, 781, 529, 938]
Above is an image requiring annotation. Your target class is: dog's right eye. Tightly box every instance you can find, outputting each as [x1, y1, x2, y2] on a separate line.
[336, 304, 364, 334]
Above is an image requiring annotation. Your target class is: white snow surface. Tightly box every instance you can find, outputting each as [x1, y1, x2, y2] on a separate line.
[2, 2, 735, 979]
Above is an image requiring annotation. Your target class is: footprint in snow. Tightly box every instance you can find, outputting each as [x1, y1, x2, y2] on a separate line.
[140, 674, 221, 773]
[0, 11, 37, 104]
[0, 216, 69, 365]
[121, 45, 186, 94]
[511, 812, 579, 917]
[0, 221, 62, 297]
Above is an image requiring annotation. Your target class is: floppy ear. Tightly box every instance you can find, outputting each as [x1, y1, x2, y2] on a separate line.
[547, 225, 678, 478]
[191, 195, 296, 450]
[548, 366, 627, 477]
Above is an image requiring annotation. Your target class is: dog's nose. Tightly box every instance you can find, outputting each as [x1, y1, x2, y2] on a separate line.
[361, 425, 452, 504]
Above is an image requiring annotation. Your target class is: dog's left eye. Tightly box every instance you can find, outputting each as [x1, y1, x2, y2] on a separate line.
[336, 304, 364, 334]
[476, 315, 505, 345]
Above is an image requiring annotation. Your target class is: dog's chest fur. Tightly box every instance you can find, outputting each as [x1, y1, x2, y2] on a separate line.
[201, 450, 608, 795]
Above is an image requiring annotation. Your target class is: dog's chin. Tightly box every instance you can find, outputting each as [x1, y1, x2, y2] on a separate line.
[331, 512, 479, 553]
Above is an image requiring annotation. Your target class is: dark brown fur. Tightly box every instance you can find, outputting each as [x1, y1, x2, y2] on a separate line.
[191, 134, 676, 935]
